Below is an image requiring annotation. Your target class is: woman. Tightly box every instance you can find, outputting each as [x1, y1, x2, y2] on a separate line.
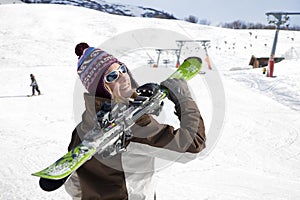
[65, 43, 206, 200]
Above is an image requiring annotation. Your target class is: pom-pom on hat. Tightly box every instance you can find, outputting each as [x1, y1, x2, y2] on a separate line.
[75, 42, 90, 58]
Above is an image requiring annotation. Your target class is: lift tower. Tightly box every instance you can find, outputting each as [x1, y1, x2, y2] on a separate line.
[176, 40, 211, 69]
[265, 12, 300, 77]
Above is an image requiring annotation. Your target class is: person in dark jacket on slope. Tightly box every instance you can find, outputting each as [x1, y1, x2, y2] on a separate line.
[30, 74, 41, 96]
[64, 42, 206, 200]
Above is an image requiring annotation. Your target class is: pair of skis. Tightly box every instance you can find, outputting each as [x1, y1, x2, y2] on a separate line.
[32, 57, 203, 191]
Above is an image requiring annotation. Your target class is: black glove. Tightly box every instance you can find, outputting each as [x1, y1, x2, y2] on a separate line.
[131, 83, 163, 116]
[136, 83, 161, 97]
[130, 83, 160, 106]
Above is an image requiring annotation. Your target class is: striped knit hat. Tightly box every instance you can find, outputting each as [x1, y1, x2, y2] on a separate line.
[76, 45, 137, 98]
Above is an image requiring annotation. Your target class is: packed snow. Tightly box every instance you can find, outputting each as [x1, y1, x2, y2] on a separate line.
[0, 4, 300, 200]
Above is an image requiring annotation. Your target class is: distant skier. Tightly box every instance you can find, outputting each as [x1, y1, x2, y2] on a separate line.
[30, 74, 41, 96]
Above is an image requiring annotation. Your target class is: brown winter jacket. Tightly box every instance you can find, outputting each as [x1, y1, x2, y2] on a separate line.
[68, 93, 206, 200]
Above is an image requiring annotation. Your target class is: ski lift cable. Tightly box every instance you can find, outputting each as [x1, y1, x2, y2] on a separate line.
[131, 34, 154, 60]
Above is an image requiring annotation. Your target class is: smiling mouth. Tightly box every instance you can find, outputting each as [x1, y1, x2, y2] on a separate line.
[120, 83, 130, 90]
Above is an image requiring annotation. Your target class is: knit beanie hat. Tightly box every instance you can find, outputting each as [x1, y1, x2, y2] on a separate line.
[76, 45, 138, 99]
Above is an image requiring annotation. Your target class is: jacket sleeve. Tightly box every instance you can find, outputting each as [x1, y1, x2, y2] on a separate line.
[68, 125, 82, 151]
[130, 99, 206, 154]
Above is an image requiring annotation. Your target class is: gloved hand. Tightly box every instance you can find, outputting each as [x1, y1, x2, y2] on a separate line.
[160, 78, 192, 105]
[130, 83, 160, 106]
[131, 83, 163, 116]
[160, 78, 192, 118]
[136, 83, 161, 97]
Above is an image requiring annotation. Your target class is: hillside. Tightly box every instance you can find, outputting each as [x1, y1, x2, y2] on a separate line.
[21, 0, 176, 19]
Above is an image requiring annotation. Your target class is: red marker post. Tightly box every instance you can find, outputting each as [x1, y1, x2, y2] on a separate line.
[267, 58, 274, 77]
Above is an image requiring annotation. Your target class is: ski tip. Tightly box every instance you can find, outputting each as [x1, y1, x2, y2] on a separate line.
[32, 172, 47, 177]
[27, 94, 43, 97]
[184, 57, 202, 64]
[32, 171, 40, 176]
[39, 177, 69, 192]
[32, 170, 69, 180]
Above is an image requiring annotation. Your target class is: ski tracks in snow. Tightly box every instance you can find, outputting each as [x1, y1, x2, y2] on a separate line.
[224, 68, 300, 112]
[222, 69, 300, 180]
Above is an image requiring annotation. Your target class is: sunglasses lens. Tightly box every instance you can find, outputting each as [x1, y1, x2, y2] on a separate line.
[105, 65, 128, 83]
[105, 71, 119, 83]
[120, 65, 127, 74]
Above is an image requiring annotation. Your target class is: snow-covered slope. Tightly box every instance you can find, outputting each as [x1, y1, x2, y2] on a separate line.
[0, 4, 300, 200]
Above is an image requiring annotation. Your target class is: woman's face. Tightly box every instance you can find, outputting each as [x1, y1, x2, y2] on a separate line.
[105, 63, 133, 99]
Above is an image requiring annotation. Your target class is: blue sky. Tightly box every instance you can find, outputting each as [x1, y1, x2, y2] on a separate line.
[105, 0, 300, 26]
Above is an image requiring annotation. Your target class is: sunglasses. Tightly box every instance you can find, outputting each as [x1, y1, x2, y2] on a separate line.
[104, 64, 128, 83]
